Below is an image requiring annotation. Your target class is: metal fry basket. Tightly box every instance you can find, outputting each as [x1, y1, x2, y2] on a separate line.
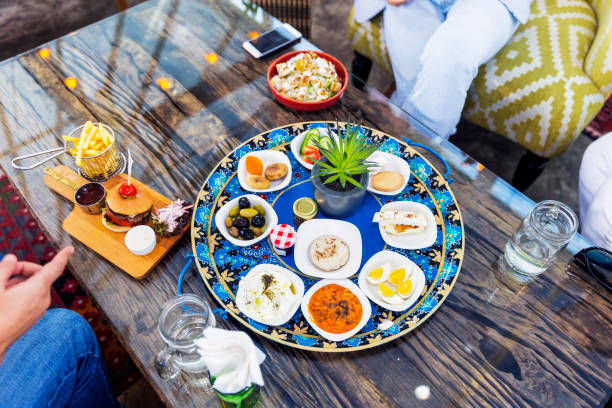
[68, 124, 125, 181]
[11, 123, 125, 182]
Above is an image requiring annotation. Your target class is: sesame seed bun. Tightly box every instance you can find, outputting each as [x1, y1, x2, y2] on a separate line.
[105, 183, 153, 216]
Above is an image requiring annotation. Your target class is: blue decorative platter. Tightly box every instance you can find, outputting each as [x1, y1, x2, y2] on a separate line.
[191, 122, 464, 352]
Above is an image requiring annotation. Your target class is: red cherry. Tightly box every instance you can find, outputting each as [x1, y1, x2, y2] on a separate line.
[118, 183, 137, 197]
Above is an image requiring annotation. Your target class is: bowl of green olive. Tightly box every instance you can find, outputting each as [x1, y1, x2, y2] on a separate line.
[214, 194, 278, 247]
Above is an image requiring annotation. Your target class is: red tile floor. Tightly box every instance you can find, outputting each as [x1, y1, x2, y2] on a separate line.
[0, 170, 141, 395]
[585, 95, 612, 139]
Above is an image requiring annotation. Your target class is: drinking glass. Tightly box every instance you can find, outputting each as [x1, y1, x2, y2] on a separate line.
[154, 294, 216, 389]
[503, 200, 578, 279]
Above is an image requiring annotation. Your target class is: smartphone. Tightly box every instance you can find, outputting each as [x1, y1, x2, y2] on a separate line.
[242, 23, 302, 59]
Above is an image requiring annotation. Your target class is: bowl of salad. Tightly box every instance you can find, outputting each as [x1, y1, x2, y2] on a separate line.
[267, 51, 348, 111]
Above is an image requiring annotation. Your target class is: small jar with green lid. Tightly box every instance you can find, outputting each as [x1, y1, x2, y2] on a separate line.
[293, 197, 318, 228]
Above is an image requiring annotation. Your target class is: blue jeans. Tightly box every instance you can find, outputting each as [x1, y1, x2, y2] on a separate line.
[0, 309, 118, 408]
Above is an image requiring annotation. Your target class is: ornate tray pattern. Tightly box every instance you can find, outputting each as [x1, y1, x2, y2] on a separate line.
[191, 122, 464, 352]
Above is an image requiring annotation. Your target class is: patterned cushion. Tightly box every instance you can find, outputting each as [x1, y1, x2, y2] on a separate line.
[346, 0, 612, 158]
[585, 0, 612, 95]
[347, 8, 392, 72]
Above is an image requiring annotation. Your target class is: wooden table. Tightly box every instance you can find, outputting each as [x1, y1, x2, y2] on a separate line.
[0, 0, 610, 406]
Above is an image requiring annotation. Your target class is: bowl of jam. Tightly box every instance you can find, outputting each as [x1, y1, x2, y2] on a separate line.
[74, 182, 106, 214]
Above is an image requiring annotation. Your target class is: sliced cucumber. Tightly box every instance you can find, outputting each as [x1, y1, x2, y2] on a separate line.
[318, 135, 332, 150]
[300, 128, 320, 154]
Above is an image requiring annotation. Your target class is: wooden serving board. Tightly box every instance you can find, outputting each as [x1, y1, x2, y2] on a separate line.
[43, 165, 188, 279]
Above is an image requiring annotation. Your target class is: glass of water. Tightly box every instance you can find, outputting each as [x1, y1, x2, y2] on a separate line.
[155, 294, 216, 389]
[504, 200, 578, 280]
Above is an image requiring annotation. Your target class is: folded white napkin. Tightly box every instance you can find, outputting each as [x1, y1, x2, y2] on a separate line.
[194, 327, 266, 394]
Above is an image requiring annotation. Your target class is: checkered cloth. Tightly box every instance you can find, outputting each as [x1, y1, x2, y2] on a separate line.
[269, 224, 296, 249]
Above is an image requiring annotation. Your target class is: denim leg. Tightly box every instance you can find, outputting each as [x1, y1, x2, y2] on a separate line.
[0, 309, 118, 408]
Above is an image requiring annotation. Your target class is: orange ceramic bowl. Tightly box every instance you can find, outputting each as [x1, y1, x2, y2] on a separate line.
[267, 50, 348, 111]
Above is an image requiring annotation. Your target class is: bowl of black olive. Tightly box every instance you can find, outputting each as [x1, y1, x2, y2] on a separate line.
[214, 194, 278, 247]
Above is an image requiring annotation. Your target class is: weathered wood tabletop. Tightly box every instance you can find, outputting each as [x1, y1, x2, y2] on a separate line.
[0, 0, 609, 406]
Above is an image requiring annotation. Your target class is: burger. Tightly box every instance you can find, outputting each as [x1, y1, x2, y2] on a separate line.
[102, 182, 153, 232]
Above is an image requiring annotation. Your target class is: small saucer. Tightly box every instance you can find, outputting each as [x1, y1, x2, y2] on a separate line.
[294, 219, 362, 279]
[358, 250, 426, 312]
[366, 151, 411, 196]
[214, 194, 278, 247]
[300, 279, 371, 342]
[235, 264, 304, 326]
[290, 127, 339, 170]
[237, 150, 292, 193]
[376, 201, 437, 249]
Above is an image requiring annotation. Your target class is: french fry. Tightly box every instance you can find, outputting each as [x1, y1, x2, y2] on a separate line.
[75, 144, 84, 166]
[82, 127, 95, 150]
[83, 149, 100, 156]
[82, 121, 94, 137]
[101, 126, 114, 145]
[62, 135, 80, 143]
[70, 122, 114, 167]
[97, 124, 109, 146]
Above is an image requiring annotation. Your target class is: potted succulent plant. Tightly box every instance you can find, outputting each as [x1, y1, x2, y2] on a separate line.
[311, 119, 381, 217]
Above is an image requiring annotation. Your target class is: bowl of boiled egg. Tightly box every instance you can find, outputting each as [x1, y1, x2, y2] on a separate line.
[358, 250, 426, 312]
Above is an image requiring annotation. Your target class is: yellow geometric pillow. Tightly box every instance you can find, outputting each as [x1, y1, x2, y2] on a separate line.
[584, 0, 612, 95]
[465, 0, 603, 157]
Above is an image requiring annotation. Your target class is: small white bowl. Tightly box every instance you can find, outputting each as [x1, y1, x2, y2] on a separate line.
[124, 225, 156, 256]
[358, 250, 426, 312]
[235, 264, 304, 326]
[294, 219, 362, 279]
[301, 279, 372, 342]
[366, 151, 411, 196]
[237, 150, 292, 193]
[376, 201, 437, 249]
[290, 127, 339, 170]
[214, 194, 278, 247]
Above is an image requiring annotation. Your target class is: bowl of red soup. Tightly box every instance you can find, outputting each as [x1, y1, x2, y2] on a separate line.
[267, 51, 348, 111]
[301, 279, 371, 342]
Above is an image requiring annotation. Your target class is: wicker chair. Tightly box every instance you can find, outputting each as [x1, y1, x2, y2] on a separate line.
[249, 0, 312, 38]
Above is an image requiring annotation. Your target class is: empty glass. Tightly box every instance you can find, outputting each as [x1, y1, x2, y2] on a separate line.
[155, 294, 216, 388]
[504, 200, 578, 279]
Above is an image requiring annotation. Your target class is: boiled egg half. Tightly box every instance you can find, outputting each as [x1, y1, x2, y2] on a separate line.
[378, 281, 403, 304]
[367, 262, 391, 284]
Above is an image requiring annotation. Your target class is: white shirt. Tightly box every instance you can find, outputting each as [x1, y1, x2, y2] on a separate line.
[354, 0, 532, 24]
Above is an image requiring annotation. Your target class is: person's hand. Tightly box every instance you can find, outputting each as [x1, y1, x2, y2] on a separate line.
[0, 247, 73, 363]
[387, 0, 411, 5]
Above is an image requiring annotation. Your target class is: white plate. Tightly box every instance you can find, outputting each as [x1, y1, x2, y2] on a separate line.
[290, 127, 339, 170]
[235, 264, 304, 326]
[294, 219, 362, 279]
[300, 279, 372, 342]
[237, 150, 292, 193]
[358, 250, 426, 312]
[214, 194, 278, 247]
[377, 201, 437, 249]
[366, 151, 411, 196]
